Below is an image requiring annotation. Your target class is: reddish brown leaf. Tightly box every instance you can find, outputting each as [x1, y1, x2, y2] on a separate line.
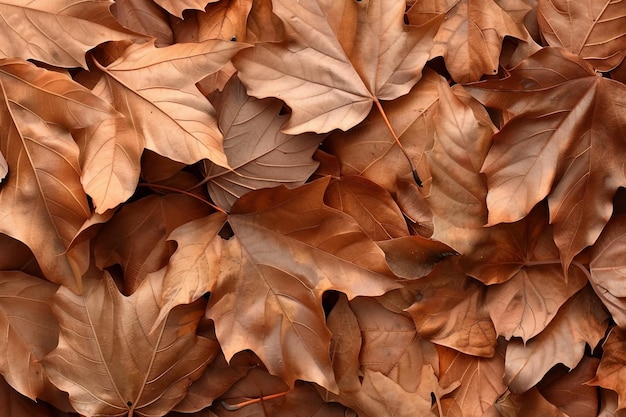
[407, 0, 529, 83]
[590, 213, 626, 327]
[504, 285, 609, 392]
[467, 47, 626, 270]
[537, 0, 626, 71]
[327, 294, 361, 393]
[588, 327, 626, 410]
[406, 259, 497, 357]
[0, 375, 59, 417]
[205, 75, 321, 211]
[234, 0, 441, 134]
[376, 236, 455, 279]
[42, 273, 219, 416]
[496, 387, 567, 417]
[153, 0, 213, 17]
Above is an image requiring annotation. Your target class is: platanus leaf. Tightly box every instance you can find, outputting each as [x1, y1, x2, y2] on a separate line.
[407, 0, 529, 83]
[42, 273, 219, 417]
[205, 75, 321, 211]
[467, 47, 626, 270]
[537, 0, 626, 71]
[234, 0, 442, 134]
[0, 59, 117, 292]
[0, 272, 59, 400]
[0, 0, 143, 68]
[99, 39, 249, 167]
[504, 285, 609, 393]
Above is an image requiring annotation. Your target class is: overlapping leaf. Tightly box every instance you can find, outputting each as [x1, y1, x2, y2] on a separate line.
[0, 0, 143, 68]
[537, 0, 626, 71]
[0, 60, 117, 292]
[467, 47, 626, 270]
[42, 274, 219, 417]
[154, 0, 213, 17]
[234, 0, 442, 134]
[205, 76, 321, 211]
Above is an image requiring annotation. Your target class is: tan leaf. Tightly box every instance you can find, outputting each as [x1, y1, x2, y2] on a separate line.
[42, 273, 219, 416]
[505, 285, 609, 393]
[234, 0, 441, 134]
[0, 0, 143, 68]
[408, 0, 528, 83]
[155, 212, 227, 325]
[99, 39, 249, 167]
[112, 0, 174, 46]
[0, 272, 59, 400]
[327, 294, 361, 393]
[537, 0, 626, 71]
[198, 0, 254, 42]
[496, 387, 568, 417]
[153, 0, 213, 18]
[376, 235, 455, 279]
[205, 75, 322, 211]
[0, 60, 118, 292]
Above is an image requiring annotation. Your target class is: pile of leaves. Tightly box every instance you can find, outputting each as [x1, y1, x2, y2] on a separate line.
[3, 0, 626, 415]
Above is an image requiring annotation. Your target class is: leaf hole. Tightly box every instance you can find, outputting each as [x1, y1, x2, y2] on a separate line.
[127, 401, 132, 407]
[230, 35, 237, 41]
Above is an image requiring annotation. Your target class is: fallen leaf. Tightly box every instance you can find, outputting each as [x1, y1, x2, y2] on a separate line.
[588, 327, 626, 410]
[42, 273, 219, 417]
[112, 0, 174, 46]
[234, 0, 441, 134]
[153, 0, 213, 18]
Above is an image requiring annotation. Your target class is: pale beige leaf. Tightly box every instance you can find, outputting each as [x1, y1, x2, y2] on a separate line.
[0, 272, 59, 400]
[76, 74, 143, 214]
[155, 212, 227, 325]
[101, 39, 249, 167]
[42, 274, 219, 416]
[0, 0, 143, 68]
[234, 0, 441, 134]
[153, 0, 212, 17]
[205, 76, 321, 211]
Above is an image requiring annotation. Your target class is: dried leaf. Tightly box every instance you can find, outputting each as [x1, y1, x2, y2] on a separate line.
[42, 273, 219, 416]
[154, 0, 212, 18]
[234, 0, 441, 134]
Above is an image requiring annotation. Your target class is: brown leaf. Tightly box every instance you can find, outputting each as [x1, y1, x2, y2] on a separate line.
[153, 0, 213, 17]
[504, 285, 609, 393]
[0, 0, 143, 68]
[98, 39, 249, 167]
[234, 0, 441, 134]
[537, 0, 626, 71]
[590, 213, 626, 327]
[198, 0, 254, 42]
[42, 273, 219, 416]
[406, 259, 497, 357]
[0, 375, 59, 417]
[467, 47, 626, 270]
[588, 327, 626, 410]
[155, 212, 227, 325]
[0, 60, 117, 292]
[407, 0, 529, 83]
[0, 272, 59, 400]
[205, 75, 321, 211]
[112, 0, 174, 46]
[327, 294, 361, 393]
[93, 194, 211, 294]
[376, 235, 455, 279]
[496, 387, 567, 417]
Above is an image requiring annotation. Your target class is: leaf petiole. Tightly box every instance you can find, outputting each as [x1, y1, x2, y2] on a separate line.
[221, 389, 290, 411]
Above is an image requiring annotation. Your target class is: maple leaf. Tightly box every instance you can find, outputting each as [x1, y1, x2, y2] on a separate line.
[234, 0, 442, 134]
[0, 59, 118, 292]
[504, 285, 609, 393]
[207, 178, 401, 392]
[466, 47, 626, 270]
[0, 0, 144, 68]
[96, 39, 249, 167]
[537, 0, 626, 71]
[42, 273, 219, 417]
[407, 0, 529, 83]
[204, 75, 322, 211]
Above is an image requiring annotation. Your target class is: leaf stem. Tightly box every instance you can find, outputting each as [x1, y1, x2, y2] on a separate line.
[373, 98, 423, 187]
[221, 390, 290, 411]
[136, 182, 227, 214]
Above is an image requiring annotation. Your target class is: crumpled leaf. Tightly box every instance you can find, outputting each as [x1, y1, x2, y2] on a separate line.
[407, 0, 529, 83]
[207, 178, 401, 392]
[98, 39, 249, 167]
[466, 47, 626, 271]
[0, 272, 59, 400]
[590, 213, 626, 327]
[42, 273, 219, 417]
[505, 285, 609, 393]
[537, 0, 626, 71]
[234, 0, 442, 134]
[0, 59, 117, 292]
[0, 0, 144, 68]
[205, 75, 321, 211]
